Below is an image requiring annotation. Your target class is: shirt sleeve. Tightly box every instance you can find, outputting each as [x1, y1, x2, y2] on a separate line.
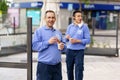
[64, 25, 70, 42]
[81, 24, 91, 45]
[32, 29, 50, 52]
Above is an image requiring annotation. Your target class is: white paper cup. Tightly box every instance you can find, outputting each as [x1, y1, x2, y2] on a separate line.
[58, 43, 64, 50]
[58, 43, 61, 50]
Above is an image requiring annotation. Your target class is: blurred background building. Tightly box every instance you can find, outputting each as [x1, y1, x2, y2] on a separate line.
[7, 0, 120, 33]
[0, 0, 120, 49]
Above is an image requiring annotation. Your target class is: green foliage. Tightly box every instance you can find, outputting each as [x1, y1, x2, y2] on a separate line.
[78, 0, 90, 11]
[0, 0, 8, 14]
[84, 0, 90, 5]
[89, 36, 95, 47]
[78, 0, 90, 4]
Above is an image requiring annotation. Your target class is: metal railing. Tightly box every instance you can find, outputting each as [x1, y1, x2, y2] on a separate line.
[0, 18, 33, 80]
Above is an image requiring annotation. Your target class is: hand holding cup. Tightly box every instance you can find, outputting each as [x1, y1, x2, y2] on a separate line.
[58, 42, 64, 50]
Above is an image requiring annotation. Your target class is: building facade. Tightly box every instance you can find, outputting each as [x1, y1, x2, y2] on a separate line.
[9, 0, 120, 33]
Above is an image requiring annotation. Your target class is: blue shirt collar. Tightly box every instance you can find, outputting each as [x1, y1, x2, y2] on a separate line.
[44, 25, 56, 31]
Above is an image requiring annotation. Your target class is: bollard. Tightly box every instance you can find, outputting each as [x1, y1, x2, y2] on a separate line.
[27, 17, 32, 80]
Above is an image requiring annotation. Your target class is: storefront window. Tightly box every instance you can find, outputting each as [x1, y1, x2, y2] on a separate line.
[27, 9, 41, 26]
[8, 8, 19, 28]
[83, 10, 118, 30]
[107, 11, 118, 30]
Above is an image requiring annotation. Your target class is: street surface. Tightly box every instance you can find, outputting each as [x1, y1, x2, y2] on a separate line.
[0, 52, 120, 80]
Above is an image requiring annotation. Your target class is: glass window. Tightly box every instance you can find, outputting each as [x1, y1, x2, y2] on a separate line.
[27, 9, 41, 26]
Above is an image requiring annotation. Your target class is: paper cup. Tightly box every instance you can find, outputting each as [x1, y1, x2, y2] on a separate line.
[58, 43, 61, 50]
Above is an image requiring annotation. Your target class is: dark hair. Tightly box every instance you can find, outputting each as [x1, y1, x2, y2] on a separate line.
[45, 10, 55, 16]
[73, 10, 82, 17]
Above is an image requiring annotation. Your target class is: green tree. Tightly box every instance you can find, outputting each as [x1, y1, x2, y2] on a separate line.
[0, 0, 9, 22]
[78, 0, 90, 11]
[0, 0, 8, 14]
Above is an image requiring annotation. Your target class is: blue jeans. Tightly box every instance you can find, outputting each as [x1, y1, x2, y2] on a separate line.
[36, 62, 62, 80]
[66, 49, 84, 80]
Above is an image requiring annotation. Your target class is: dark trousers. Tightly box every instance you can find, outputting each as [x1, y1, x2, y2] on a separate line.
[36, 62, 62, 80]
[66, 49, 84, 80]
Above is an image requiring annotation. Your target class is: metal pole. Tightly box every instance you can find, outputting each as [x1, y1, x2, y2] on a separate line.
[27, 17, 32, 80]
[13, 17, 15, 34]
[92, 17, 95, 35]
[116, 13, 119, 57]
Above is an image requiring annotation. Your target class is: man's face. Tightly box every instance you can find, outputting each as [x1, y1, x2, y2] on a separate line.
[73, 12, 82, 24]
[45, 12, 56, 28]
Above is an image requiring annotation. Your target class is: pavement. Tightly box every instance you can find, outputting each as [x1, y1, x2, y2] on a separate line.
[0, 30, 120, 80]
[0, 51, 120, 80]
[0, 30, 120, 56]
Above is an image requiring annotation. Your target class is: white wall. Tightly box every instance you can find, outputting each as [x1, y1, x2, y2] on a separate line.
[0, 35, 26, 47]
[13, 0, 79, 3]
[13, 0, 40, 3]
[60, 9, 71, 30]
[19, 9, 27, 32]
[13, 0, 119, 4]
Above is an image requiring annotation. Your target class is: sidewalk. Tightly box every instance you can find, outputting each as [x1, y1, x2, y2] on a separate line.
[1, 30, 120, 57]
[0, 52, 120, 80]
[0, 30, 120, 80]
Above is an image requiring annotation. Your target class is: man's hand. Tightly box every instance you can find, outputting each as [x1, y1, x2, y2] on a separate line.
[65, 34, 71, 40]
[48, 37, 58, 44]
[58, 42, 64, 50]
[69, 38, 81, 44]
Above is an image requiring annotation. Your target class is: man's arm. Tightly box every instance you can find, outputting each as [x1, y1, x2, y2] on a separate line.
[32, 29, 50, 52]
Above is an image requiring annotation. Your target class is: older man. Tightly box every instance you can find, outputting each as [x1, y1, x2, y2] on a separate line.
[32, 10, 65, 80]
